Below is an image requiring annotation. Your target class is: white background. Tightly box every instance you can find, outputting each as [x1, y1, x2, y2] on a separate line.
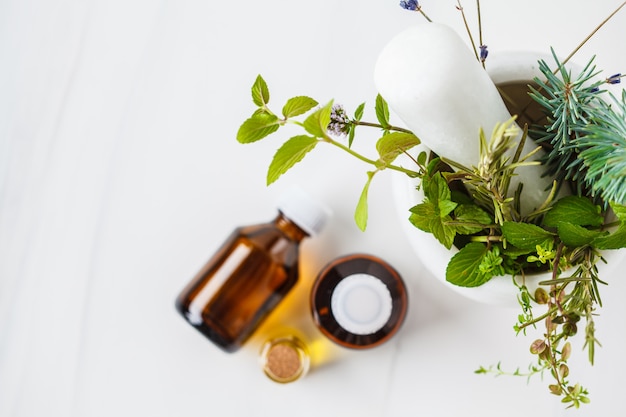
[1, 0, 625, 416]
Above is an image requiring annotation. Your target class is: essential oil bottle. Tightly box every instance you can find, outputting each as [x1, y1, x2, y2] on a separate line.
[259, 335, 310, 383]
[310, 253, 408, 349]
[175, 188, 330, 353]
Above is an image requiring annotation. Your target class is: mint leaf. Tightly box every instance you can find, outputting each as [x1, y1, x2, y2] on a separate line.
[303, 100, 333, 137]
[409, 202, 436, 232]
[237, 113, 280, 143]
[252, 75, 270, 107]
[408, 202, 456, 248]
[610, 202, 626, 222]
[430, 213, 456, 249]
[282, 96, 318, 118]
[413, 172, 457, 248]
[375, 94, 390, 129]
[376, 132, 420, 166]
[348, 126, 356, 148]
[593, 202, 626, 249]
[446, 242, 492, 287]
[502, 221, 554, 250]
[557, 222, 607, 247]
[543, 196, 603, 228]
[428, 172, 452, 203]
[438, 200, 458, 217]
[454, 204, 493, 235]
[417, 151, 428, 167]
[355, 172, 375, 231]
[266, 135, 318, 185]
[349, 102, 365, 148]
[354, 102, 365, 121]
[593, 227, 626, 250]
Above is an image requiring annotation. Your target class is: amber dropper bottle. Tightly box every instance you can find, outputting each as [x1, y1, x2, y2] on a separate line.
[175, 188, 330, 353]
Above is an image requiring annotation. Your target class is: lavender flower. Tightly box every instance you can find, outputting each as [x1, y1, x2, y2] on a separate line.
[327, 104, 351, 137]
[479, 45, 488, 63]
[607, 73, 622, 84]
[399, 0, 419, 11]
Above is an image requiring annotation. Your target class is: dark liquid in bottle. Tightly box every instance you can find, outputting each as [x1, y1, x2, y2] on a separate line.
[176, 215, 305, 352]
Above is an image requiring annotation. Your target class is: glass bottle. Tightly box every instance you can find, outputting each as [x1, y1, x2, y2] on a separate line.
[310, 253, 408, 349]
[259, 335, 310, 383]
[175, 188, 330, 353]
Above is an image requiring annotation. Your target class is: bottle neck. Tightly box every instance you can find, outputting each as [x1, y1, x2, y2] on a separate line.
[275, 213, 309, 242]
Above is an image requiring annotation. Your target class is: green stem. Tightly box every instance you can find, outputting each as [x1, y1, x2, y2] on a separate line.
[353, 120, 414, 134]
[560, 1, 626, 69]
[417, 6, 433, 22]
[469, 234, 503, 242]
[323, 136, 420, 177]
[519, 1, 626, 116]
[456, 0, 480, 62]
[476, 0, 485, 69]
[517, 305, 559, 331]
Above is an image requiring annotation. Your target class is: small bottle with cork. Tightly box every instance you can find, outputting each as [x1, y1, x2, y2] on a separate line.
[259, 335, 311, 383]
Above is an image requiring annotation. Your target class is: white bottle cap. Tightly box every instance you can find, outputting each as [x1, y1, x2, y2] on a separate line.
[277, 187, 331, 236]
[330, 273, 393, 335]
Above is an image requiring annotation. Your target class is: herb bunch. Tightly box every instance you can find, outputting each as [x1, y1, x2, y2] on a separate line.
[236, 0, 626, 409]
[237, 75, 421, 230]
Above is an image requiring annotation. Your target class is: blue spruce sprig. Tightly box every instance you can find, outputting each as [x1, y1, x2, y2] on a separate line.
[529, 49, 626, 205]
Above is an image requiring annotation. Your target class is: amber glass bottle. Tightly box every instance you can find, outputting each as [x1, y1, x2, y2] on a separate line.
[175, 188, 330, 353]
[311, 254, 408, 349]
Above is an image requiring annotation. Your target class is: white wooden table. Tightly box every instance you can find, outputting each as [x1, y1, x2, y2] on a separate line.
[2, 1, 625, 416]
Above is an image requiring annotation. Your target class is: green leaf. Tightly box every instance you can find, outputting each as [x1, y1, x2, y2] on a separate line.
[348, 126, 356, 148]
[252, 75, 270, 107]
[610, 202, 626, 221]
[430, 213, 456, 249]
[446, 242, 492, 287]
[375, 132, 421, 166]
[303, 100, 333, 137]
[429, 173, 452, 204]
[409, 202, 436, 233]
[355, 172, 375, 231]
[594, 203, 626, 249]
[266, 135, 318, 185]
[501, 244, 534, 258]
[450, 190, 473, 205]
[417, 151, 428, 167]
[454, 204, 493, 235]
[557, 222, 606, 247]
[282, 96, 318, 118]
[354, 102, 365, 121]
[409, 172, 458, 248]
[543, 196, 603, 228]
[593, 226, 626, 250]
[375, 94, 390, 129]
[237, 113, 280, 143]
[438, 200, 458, 218]
[502, 221, 553, 251]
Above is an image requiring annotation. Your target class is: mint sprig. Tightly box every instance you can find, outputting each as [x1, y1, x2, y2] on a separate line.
[237, 75, 420, 230]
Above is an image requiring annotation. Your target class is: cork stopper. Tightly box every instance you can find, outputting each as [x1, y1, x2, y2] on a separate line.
[260, 336, 310, 383]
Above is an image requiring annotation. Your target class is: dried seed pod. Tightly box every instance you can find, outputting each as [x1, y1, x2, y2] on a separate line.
[530, 339, 547, 355]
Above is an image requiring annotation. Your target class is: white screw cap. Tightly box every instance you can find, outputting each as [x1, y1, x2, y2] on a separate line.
[330, 273, 393, 335]
[277, 187, 331, 236]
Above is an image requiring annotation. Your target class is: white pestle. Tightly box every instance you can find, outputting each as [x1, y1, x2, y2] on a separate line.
[374, 23, 554, 212]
